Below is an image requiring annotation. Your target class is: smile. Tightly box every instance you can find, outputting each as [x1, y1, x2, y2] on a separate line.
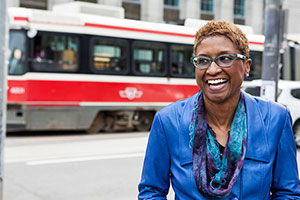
[206, 79, 228, 90]
[207, 79, 228, 85]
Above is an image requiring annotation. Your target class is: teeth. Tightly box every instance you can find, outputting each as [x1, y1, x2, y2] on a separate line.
[207, 79, 227, 85]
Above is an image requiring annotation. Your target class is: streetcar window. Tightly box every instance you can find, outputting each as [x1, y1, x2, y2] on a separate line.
[31, 33, 79, 72]
[91, 37, 128, 74]
[8, 30, 26, 75]
[246, 51, 262, 80]
[133, 41, 166, 76]
[170, 45, 194, 77]
[291, 89, 300, 99]
[244, 86, 261, 96]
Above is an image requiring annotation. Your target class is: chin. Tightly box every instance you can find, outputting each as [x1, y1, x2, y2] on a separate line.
[203, 90, 241, 105]
[203, 93, 226, 103]
[206, 96, 228, 104]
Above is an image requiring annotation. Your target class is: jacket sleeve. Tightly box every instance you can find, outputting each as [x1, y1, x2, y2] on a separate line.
[138, 112, 171, 200]
[271, 109, 300, 199]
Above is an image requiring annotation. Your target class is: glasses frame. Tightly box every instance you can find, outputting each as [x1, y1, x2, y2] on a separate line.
[190, 53, 247, 70]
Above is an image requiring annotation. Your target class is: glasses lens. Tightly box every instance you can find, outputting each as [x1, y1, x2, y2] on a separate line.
[216, 54, 235, 67]
[194, 56, 211, 68]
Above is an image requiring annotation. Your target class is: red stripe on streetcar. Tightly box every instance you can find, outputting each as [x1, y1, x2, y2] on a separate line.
[249, 41, 264, 46]
[14, 16, 29, 22]
[7, 79, 199, 105]
[84, 22, 195, 38]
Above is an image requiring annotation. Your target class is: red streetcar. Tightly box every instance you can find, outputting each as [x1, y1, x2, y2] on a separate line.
[7, 5, 264, 132]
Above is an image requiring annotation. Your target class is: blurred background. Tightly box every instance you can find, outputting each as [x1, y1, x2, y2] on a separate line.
[3, 0, 300, 199]
[7, 0, 300, 34]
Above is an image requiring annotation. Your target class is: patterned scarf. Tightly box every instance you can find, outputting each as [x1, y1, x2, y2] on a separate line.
[189, 92, 247, 198]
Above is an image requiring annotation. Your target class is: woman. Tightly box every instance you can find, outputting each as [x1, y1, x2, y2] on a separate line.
[138, 21, 300, 199]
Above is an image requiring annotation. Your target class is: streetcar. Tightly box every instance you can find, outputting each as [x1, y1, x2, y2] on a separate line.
[7, 4, 265, 132]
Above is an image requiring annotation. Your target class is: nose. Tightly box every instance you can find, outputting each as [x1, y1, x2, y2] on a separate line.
[206, 61, 222, 75]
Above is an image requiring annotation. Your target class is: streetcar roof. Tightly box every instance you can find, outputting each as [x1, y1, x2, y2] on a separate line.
[7, 6, 264, 49]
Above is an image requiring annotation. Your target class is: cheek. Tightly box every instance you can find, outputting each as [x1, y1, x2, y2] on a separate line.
[232, 68, 246, 84]
[229, 64, 246, 78]
[195, 70, 205, 88]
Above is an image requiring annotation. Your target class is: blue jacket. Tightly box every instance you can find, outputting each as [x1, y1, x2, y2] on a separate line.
[138, 91, 300, 200]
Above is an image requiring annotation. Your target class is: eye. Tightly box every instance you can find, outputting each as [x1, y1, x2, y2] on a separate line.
[196, 56, 210, 66]
[217, 54, 234, 64]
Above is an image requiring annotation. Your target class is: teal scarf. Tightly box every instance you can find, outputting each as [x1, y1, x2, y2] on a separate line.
[189, 92, 247, 198]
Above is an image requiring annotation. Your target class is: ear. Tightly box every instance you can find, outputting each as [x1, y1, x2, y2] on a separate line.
[244, 58, 252, 77]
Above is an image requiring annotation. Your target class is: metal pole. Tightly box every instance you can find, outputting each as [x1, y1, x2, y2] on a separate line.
[0, 0, 8, 199]
[261, 0, 283, 101]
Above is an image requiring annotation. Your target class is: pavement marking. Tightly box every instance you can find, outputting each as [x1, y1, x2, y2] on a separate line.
[26, 152, 145, 166]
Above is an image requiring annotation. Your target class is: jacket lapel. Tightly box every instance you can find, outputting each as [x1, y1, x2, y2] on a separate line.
[243, 91, 270, 162]
[179, 94, 196, 166]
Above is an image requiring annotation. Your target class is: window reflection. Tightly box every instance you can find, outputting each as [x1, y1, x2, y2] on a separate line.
[234, 0, 245, 18]
[247, 51, 262, 80]
[32, 34, 79, 72]
[170, 45, 194, 77]
[133, 41, 166, 76]
[201, 0, 213, 13]
[9, 30, 26, 75]
[91, 38, 128, 74]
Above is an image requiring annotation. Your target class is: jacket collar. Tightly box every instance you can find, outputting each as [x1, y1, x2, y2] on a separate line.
[179, 91, 270, 166]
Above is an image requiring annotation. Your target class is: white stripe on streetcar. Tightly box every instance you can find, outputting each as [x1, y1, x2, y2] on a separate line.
[8, 73, 197, 85]
[79, 102, 171, 106]
[22, 101, 171, 107]
[26, 152, 144, 166]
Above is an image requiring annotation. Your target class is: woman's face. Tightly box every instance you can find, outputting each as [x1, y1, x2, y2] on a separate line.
[195, 35, 251, 104]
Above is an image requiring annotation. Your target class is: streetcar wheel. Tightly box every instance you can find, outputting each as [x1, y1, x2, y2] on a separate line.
[87, 112, 105, 134]
[135, 112, 154, 132]
[293, 121, 300, 148]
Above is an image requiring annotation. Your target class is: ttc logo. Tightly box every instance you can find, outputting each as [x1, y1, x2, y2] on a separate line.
[119, 87, 143, 100]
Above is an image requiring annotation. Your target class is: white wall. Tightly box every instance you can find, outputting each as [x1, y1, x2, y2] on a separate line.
[179, 0, 201, 20]
[214, 0, 234, 22]
[283, 0, 300, 34]
[141, 0, 163, 23]
[245, 0, 264, 34]
[7, 0, 20, 7]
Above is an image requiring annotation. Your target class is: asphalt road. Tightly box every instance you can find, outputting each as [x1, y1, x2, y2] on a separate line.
[3, 131, 300, 200]
[4, 132, 150, 200]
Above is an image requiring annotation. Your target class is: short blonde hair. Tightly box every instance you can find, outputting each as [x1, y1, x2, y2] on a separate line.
[194, 21, 250, 57]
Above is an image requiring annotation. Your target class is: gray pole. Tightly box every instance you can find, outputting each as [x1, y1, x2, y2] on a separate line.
[0, 0, 8, 199]
[260, 0, 283, 101]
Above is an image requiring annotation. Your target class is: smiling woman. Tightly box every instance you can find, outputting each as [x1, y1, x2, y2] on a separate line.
[138, 21, 300, 199]
[194, 35, 250, 106]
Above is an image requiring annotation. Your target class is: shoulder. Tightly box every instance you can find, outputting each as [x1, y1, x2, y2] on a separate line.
[153, 93, 197, 133]
[246, 92, 287, 113]
[243, 91, 290, 130]
[158, 93, 197, 118]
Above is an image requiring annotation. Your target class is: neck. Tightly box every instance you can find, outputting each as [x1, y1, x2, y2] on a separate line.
[204, 94, 240, 132]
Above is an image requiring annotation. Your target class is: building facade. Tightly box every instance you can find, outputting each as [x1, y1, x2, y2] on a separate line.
[6, 0, 300, 35]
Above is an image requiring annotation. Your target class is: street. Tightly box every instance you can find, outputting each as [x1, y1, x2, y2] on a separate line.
[4, 132, 150, 200]
[3, 131, 300, 200]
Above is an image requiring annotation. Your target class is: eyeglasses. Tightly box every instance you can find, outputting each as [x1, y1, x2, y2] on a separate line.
[191, 53, 247, 70]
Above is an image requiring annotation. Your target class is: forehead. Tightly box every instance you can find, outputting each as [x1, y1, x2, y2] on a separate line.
[195, 35, 239, 56]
